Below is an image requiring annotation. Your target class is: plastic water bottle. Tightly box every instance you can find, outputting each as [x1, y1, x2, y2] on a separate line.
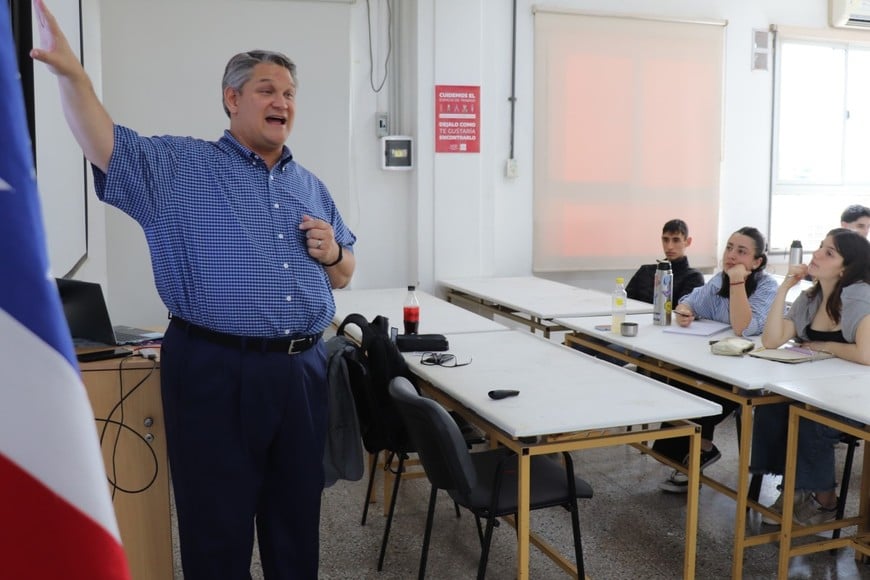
[653, 261, 673, 326]
[788, 240, 803, 267]
[611, 277, 627, 334]
[403, 285, 420, 334]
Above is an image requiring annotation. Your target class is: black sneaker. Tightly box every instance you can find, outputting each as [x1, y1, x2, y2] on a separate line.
[658, 444, 722, 493]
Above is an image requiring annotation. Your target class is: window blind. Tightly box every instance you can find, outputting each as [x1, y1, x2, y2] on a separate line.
[533, 9, 725, 271]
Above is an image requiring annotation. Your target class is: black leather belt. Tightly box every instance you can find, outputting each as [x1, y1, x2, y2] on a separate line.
[170, 317, 321, 355]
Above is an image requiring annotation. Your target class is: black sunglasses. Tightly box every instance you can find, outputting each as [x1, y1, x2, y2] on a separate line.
[420, 352, 472, 368]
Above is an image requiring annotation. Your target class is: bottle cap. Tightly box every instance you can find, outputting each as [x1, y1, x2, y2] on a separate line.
[656, 260, 671, 270]
[407, 285, 415, 291]
[790, 240, 802, 248]
[616, 277, 624, 284]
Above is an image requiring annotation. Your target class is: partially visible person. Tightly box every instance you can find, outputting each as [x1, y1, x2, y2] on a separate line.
[751, 228, 870, 526]
[657, 226, 778, 493]
[625, 218, 705, 304]
[31, 1, 356, 577]
[840, 204, 870, 238]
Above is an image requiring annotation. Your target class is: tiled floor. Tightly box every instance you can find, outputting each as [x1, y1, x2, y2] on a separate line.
[315, 417, 869, 579]
[171, 415, 869, 578]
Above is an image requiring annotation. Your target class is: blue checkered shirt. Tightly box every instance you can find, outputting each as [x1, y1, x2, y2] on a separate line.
[678, 271, 778, 337]
[93, 126, 356, 337]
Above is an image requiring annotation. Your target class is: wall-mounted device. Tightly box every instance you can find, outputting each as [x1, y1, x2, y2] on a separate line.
[381, 136, 413, 171]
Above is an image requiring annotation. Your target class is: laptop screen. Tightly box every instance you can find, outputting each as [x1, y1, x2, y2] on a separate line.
[56, 278, 118, 345]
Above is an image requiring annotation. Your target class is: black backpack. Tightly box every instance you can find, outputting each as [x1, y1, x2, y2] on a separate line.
[335, 313, 418, 454]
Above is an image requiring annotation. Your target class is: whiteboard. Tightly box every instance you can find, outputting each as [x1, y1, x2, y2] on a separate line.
[31, 0, 88, 277]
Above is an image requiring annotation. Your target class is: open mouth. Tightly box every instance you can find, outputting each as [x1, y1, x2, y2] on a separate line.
[266, 115, 286, 125]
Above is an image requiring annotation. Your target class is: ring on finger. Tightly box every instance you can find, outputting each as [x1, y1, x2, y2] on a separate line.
[316, 239, 322, 249]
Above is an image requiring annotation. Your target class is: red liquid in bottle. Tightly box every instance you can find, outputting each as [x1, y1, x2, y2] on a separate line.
[403, 305, 419, 334]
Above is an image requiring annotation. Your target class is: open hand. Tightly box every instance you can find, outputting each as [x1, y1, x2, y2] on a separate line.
[30, 0, 80, 77]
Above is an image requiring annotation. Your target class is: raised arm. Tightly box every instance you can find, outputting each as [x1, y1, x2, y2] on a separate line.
[761, 265, 804, 348]
[725, 264, 753, 335]
[30, 0, 114, 172]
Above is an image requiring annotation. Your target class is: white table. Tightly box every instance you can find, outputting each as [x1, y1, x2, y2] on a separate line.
[407, 329, 721, 580]
[441, 276, 652, 338]
[554, 313, 869, 579]
[764, 374, 870, 578]
[332, 287, 507, 340]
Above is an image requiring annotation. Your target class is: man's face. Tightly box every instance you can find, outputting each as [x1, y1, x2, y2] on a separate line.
[661, 231, 691, 261]
[224, 62, 296, 161]
[842, 217, 870, 238]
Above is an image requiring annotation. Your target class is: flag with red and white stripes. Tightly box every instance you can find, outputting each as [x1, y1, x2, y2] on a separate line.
[0, 4, 130, 578]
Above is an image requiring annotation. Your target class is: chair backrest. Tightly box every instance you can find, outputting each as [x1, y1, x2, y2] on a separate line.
[388, 377, 477, 496]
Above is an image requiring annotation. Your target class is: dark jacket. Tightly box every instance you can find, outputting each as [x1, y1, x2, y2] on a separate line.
[625, 256, 705, 305]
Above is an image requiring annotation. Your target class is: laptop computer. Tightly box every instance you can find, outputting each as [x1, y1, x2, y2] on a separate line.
[55, 278, 164, 353]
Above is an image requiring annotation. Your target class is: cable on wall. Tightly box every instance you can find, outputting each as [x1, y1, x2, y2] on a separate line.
[509, 0, 518, 160]
[366, 0, 392, 93]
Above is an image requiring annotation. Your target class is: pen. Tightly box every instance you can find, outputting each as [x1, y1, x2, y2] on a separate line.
[674, 310, 692, 317]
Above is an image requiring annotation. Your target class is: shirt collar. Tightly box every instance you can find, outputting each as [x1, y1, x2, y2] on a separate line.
[219, 130, 294, 168]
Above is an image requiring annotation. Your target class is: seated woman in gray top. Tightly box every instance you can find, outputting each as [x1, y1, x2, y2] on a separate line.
[751, 228, 870, 527]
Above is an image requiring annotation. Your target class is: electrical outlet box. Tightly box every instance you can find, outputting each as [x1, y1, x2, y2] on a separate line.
[381, 136, 413, 171]
[376, 113, 389, 138]
[505, 158, 519, 179]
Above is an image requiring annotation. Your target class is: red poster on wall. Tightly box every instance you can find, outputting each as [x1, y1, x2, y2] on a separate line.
[435, 85, 480, 153]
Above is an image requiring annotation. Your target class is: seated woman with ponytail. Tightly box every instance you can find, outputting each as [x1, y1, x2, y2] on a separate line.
[656, 226, 778, 493]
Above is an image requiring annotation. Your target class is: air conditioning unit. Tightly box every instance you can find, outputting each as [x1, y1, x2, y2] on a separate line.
[831, 0, 870, 29]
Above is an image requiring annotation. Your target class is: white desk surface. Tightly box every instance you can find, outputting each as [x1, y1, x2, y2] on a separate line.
[765, 373, 870, 426]
[332, 287, 507, 337]
[405, 329, 720, 438]
[554, 313, 869, 392]
[441, 276, 652, 319]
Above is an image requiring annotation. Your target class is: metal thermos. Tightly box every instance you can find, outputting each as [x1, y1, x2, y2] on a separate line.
[653, 261, 673, 326]
[788, 240, 803, 267]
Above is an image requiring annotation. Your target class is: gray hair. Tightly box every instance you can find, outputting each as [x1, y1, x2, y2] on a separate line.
[221, 50, 297, 118]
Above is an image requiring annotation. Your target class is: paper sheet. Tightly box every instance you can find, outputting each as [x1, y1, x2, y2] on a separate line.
[662, 319, 731, 337]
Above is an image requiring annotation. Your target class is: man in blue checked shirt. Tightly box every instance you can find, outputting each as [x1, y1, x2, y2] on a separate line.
[32, 1, 355, 578]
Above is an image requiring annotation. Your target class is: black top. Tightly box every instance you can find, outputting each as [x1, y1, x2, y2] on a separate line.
[805, 326, 845, 343]
[625, 256, 705, 305]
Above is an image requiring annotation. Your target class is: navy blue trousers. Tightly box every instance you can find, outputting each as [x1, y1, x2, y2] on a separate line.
[161, 321, 328, 580]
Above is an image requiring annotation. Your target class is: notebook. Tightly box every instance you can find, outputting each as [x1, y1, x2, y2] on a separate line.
[748, 345, 835, 364]
[56, 278, 164, 350]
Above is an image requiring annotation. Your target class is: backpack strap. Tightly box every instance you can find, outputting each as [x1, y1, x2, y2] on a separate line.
[336, 312, 371, 339]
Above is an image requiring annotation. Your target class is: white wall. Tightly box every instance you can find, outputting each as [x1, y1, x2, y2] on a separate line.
[74, 0, 830, 325]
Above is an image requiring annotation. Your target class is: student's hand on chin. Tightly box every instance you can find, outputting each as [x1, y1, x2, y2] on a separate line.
[725, 263, 749, 281]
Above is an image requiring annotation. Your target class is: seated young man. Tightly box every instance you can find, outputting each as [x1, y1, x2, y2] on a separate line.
[625, 219, 705, 304]
[840, 204, 870, 238]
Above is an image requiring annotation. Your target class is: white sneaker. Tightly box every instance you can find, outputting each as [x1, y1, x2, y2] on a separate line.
[793, 493, 837, 527]
[657, 445, 721, 494]
[760, 490, 808, 525]
[658, 469, 689, 493]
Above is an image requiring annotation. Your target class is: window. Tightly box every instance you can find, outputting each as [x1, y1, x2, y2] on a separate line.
[532, 9, 725, 272]
[770, 34, 870, 252]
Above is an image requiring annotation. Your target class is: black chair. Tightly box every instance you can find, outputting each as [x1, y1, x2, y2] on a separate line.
[388, 377, 593, 579]
[336, 315, 478, 571]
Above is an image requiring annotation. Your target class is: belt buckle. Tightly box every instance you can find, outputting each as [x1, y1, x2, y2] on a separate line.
[287, 337, 309, 355]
